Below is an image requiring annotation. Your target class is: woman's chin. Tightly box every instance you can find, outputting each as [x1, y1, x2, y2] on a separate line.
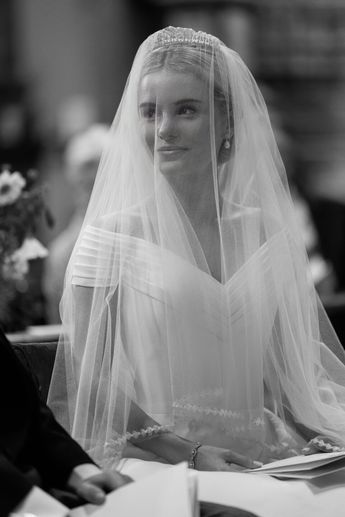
[158, 160, 184, 175]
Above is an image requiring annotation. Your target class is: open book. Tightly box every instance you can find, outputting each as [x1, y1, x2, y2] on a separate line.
[249, 451, 345, 479]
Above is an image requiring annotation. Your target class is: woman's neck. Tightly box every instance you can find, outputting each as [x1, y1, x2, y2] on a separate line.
[167, 169, 219, 230]
[164, 168, 222, 281]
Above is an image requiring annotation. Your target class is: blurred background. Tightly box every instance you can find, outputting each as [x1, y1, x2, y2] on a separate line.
[1, 0, 345, 344]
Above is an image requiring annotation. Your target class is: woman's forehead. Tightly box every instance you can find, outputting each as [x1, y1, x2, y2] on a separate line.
[139, 70, 207, 103]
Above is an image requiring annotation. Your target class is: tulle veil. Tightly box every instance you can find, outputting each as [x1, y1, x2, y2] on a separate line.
[48, 26, 345, 467]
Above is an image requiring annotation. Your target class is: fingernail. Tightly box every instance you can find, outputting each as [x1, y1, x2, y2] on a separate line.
[302, 447, 310, 452]
[253, 460, 263, 467]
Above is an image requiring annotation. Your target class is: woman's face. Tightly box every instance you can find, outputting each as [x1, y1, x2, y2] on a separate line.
[138, 69, 225, 177]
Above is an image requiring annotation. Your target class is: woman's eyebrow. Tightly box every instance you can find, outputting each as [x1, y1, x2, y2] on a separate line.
[139, 99, 202, 109]
[139, 102, 155, 108]
[174, 99, 202, 105]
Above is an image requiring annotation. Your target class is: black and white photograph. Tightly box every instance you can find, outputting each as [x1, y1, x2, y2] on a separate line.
[1, 1, 345, 516]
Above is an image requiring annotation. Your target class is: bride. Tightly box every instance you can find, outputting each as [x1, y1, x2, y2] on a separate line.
[48, 26, 345, 473]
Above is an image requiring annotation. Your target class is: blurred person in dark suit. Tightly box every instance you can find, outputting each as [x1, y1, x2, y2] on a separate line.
[261, 84, 336, 296]
[263, 87, 345, 345]
[305, 166, 345, 346]
[0, 85, 42, 173]
[304, 165, 345, 293]
[0, 325, 131, 516]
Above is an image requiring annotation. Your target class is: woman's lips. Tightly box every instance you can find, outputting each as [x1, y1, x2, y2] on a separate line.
[157, 146, 186, 152]
[157, 147, 187, 158]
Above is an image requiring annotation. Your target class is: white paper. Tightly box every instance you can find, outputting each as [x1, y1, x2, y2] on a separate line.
[198, 469, 345, 517]
[252, 452, 345, 471]
[117, 456, 345, 517]
[248, 451, 345, 478]
[70, 462, 196, 517]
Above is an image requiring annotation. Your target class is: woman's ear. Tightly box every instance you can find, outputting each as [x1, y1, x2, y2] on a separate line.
[218, 128, 233, 164]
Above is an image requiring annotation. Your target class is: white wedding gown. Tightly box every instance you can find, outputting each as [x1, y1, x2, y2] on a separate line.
[61, 221, 345, 516]
[71, 223, 307, 463]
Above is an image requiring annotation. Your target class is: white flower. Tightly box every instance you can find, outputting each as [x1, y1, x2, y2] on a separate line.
[18, 237, 48, 260]
[0, 170, 26, 206]
[2, 238, 48, 281]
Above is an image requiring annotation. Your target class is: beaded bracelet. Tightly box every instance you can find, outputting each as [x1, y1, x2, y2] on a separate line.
[188, 441, 202, 469]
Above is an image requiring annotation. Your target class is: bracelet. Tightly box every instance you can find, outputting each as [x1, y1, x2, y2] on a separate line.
[188, 441, 202, 469]
[310, 437, 344, 452]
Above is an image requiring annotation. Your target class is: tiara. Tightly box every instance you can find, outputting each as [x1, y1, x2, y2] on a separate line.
[152, 26, 219, 50]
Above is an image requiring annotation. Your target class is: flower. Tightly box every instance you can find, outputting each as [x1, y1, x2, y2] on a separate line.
[3, 251, 29, 282]
[0, 166, 53, 331]
[0, 170, 26, 206]
[17, 237, 48, 260]
[2, 238, 48, 282]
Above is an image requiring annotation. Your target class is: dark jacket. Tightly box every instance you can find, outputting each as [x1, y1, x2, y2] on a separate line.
[0, 327, 92, 516]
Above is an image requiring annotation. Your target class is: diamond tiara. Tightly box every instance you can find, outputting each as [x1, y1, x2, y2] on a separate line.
[152, 26, 219, 50]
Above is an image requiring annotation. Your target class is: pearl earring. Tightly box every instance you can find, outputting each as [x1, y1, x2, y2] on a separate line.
[224, 139, 230, 149]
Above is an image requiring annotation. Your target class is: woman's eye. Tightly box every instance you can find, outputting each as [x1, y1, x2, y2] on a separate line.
[178, 106, 196, 116]
[141, 106, 156, 119]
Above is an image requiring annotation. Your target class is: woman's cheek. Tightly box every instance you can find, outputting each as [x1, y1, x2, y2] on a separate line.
[142, 125, 155, 154]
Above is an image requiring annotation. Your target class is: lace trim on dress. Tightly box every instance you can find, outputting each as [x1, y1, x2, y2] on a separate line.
[94, 424, 173, 469]
[173, 390, 265, 431]
[105, 424, 172, 453]
[173, 399, 262, 421]
[174, 402, 264, 430]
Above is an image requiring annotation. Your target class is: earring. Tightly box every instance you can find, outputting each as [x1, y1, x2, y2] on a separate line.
[223, 139, 230, 149]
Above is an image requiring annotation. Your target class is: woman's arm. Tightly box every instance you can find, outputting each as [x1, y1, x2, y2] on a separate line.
[127, 401, 258, 470]
[127, 401, 193, 463]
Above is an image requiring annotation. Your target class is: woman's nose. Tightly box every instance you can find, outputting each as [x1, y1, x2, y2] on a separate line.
[157, 114, 176, 142]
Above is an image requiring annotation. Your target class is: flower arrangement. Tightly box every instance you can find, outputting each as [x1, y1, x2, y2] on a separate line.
[0, 166, 52, 331]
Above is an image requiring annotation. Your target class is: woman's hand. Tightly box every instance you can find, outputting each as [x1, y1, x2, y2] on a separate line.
[302, 435, 345, 455]
[195, 445, 262, 471]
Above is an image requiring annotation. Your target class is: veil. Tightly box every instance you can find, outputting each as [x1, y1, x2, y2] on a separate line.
[48, 27, 345, 467]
